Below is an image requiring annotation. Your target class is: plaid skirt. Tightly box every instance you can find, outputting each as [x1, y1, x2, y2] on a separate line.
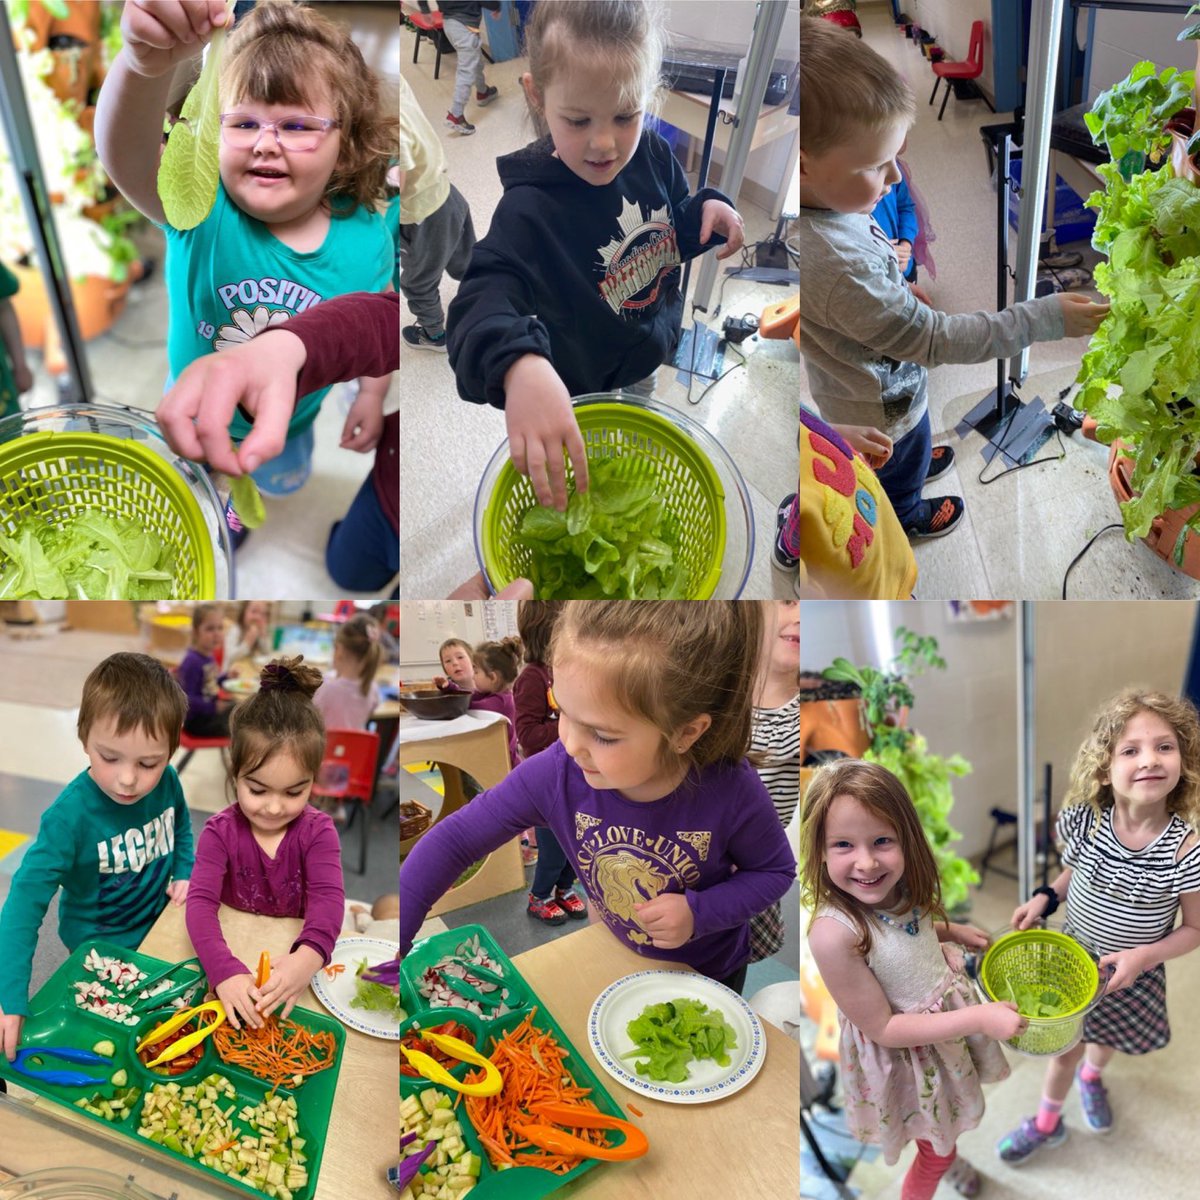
[749, 900, 785, 962]
[1082, 963, 1169, 1054]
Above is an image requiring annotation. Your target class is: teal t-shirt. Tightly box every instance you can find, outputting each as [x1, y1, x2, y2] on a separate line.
[162, 183, 393, 440]
[0, 765, 195, 1016]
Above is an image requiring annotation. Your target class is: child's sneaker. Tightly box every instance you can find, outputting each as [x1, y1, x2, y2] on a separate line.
[904, 495, 964, 539]
[943, 1155, 981, 1197]
[527, 893, 567, 925]
[223, 495, 250, 551]
[554, 888, 587, 919]
[772, 493, 799, 571]
[475, 85, 499, 106]
[996, 1116, 1067, 1165]
[1076, 1066, 1113, 1132]
[402, 324, 447, 352]
[924, 443, 956, 483]
[445, 111, 476, 135]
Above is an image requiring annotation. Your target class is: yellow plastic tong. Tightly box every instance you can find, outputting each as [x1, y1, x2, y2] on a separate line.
[136, 1000, 227, 1067]
[400, 1028, 503, 1097]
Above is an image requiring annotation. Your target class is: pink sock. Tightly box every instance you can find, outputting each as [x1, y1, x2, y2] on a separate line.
[1079, 1061, 1102, 1084]
[901, 1140, 957, 1200]
[1035, 1095, 1064, 1134]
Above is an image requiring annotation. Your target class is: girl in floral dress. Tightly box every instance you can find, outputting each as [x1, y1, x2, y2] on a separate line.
[801, 760, 1023, 1199]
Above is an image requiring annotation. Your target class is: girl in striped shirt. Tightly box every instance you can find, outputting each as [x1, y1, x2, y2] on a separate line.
[998, 689, 1200, 1165]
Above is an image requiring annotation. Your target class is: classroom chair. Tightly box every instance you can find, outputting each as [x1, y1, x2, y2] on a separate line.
[175, 730, 230, 775]
[929, 20, 993, 121]
[315, 729, 381, 875]
[403, 4, 446, 80]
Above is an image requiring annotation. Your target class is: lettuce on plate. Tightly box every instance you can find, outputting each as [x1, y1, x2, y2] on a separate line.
[514, 456, 690, 599]
[351, 957, 402, 1016]
[621, 997, 738, 1083]
[0, 513, 177, 599]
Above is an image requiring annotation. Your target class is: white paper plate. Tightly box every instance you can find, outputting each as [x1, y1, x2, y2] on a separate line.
[587, 970, 766, 1104]
[309, 936, 401, 1040]
[223, 677, 258, 696]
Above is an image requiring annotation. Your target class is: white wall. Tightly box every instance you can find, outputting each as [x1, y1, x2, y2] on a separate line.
[1086, 9, 1196, 104]
[907, 0, 995, 100]
[399, 601, 520, 679]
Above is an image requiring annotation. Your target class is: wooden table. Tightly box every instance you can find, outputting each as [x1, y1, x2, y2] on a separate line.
[508, 923, 800, 1197]
[140, 903, 395, 1200]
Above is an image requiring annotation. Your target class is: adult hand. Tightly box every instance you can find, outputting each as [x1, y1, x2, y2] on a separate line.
[121, 0, 229, 80]
[633, 892, 694, 950]
[0, 1006, 23, 1061]
[447, 574, 535, 600]
[157, 328, 307, 476]
[1097, 946, 1149, 995]
[1057, 293, 1110, 339]
[165, 879, 189, 906]
[503, 355, 588, 511]
[254, 946, 324, 1021]
[1011, 893, 1051, 931]
[699, 199, 745, 260]
[215, 973, 264, 1032]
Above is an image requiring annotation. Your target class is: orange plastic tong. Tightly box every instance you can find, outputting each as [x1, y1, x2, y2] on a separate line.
[255, 951, 270, 989]
[508, 1102, 649, 1161]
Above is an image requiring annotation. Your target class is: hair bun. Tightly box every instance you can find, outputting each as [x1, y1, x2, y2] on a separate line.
[259, 656, 323, 699]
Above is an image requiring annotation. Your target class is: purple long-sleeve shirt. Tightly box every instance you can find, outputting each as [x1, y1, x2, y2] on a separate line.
[176, 647, 225, 718]
[438, 680, 519, 766]
[400, 741, 797, 979]
[185, 805, 345, 988]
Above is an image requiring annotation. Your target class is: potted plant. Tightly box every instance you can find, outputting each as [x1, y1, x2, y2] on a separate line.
[802, 628, 979, 914]
[1076, 30, 1200, 576]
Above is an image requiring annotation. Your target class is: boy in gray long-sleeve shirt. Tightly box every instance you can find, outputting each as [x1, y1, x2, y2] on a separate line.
[798, 18, 1108, 538]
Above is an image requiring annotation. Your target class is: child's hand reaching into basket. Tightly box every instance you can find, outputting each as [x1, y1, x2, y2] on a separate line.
[216, 973, 265, 1032]
[254, 945, 324, 1021]
[976, 1001, 1027, 1041]
[1011, 893, 1053, 930]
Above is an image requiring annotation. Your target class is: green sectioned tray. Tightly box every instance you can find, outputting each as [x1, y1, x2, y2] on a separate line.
[400, 924, 639, 1198]
[0, 938, 345, 1200]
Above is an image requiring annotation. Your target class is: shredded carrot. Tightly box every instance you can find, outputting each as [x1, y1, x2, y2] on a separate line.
[463, 1007, 613, 1175]
[323, 964, 346, 979]
[208, 1137, 239, 1154]
[212, 1014, 337, 1088]
[627, 1103, 643, 1118]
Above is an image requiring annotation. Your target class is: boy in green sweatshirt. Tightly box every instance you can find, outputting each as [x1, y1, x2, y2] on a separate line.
[0, 653, 194, 1060]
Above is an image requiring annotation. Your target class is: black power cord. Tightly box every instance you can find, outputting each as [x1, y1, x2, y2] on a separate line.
[1061, 523, 1125, 598]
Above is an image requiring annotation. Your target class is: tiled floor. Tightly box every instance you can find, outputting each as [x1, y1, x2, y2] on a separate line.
[803, 7, 1200, 599]
[399, 27, 800, 598]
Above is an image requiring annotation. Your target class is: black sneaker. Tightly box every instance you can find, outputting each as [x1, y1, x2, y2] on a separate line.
[772, 493, 799, 571]
[402, 324, 447, 353]
[905, 495, 965, 539]
[445, 111, 476, 135]
[475, 85, 499, 106]
[925, 443, 956, 483]
[223, 494, 250, 551]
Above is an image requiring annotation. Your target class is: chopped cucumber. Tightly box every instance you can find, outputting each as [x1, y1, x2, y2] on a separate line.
[92, 1039, 116, 1058]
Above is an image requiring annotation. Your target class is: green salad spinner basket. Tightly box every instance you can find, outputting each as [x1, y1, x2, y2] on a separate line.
[0, 404, 233, 599]
[978, 929, 1103, 1057]
[473, 395, 754, 599]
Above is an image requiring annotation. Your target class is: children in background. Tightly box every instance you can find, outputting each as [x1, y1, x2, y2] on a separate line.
[436, 638, 523, 767]
[402, 603, 796, 994]
[446, 0, 745, 511]
[178, 604, 232, 738]
[798, 18, 1108, 539]
[438, 638, 476, 691]
[417, 1, 501, 136]
[186, 658, 345, 1031]
[94, 1, 395, 538]
[0, 261, 33, 420]
[398, 73, 478, 351]
[514, 601, 587, 925]
[0, 654, 193, 1060]
[224, 601, 272, 666]
[801, 759, 1021, 1199]
[313, 613, 383, 732]
[997, 689, 1200, 1164]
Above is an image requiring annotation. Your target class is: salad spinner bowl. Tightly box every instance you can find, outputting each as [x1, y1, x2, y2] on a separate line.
[0, 403, 233, 599]
[473, 394, 754, 598]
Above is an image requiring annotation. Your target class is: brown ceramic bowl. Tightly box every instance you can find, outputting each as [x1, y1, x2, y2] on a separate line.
[399, 690, 471, 720]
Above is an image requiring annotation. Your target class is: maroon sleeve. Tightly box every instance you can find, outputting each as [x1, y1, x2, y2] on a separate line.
[513, 666, 558, 757]
[289, 292, 400, 394]
[291, 813, 346, 966]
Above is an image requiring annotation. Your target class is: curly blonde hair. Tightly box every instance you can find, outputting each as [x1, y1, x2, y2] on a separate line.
[800, 759, 945, 958]
[1064, 689, 1200, 831]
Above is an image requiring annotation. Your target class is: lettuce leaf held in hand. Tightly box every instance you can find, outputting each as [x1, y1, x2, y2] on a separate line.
[514, 456, 691, 599]
[157, 0, 236, 228]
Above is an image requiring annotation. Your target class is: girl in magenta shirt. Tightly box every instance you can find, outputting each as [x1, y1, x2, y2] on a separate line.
[186, 658, 344, 1031]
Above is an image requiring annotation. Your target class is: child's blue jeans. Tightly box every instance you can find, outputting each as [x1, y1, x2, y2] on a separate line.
[326, 475, 398, 592]
[875, 410, 932, 530]
[530, 827, 577, 899]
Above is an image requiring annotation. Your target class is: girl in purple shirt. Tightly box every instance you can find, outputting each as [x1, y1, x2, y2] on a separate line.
[186, 658, 344, 1031]
[401, 603, 797, 994]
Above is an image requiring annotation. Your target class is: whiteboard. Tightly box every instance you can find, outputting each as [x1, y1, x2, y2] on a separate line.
[399, 601, 520, 675]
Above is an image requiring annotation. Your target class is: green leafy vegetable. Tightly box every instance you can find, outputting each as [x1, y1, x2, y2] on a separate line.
[621, 997, 737, 1083]
[157, 0, 235, 228]
[1003, 977, 1072, 1019]
[230, 473, 265, 528]
[515, 456, 690, 599]
[0, 513, 178, 599]
[351, 957, 402, 1016]
[1084, 60, 1195, 164]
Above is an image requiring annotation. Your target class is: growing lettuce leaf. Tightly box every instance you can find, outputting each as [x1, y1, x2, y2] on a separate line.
[0, 513, 179, 599]
[621, 997, 737, 1083]
[514, 456, 691, 599]
[1084, 60, 1195, 165]
[157, 0, 235, 228]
